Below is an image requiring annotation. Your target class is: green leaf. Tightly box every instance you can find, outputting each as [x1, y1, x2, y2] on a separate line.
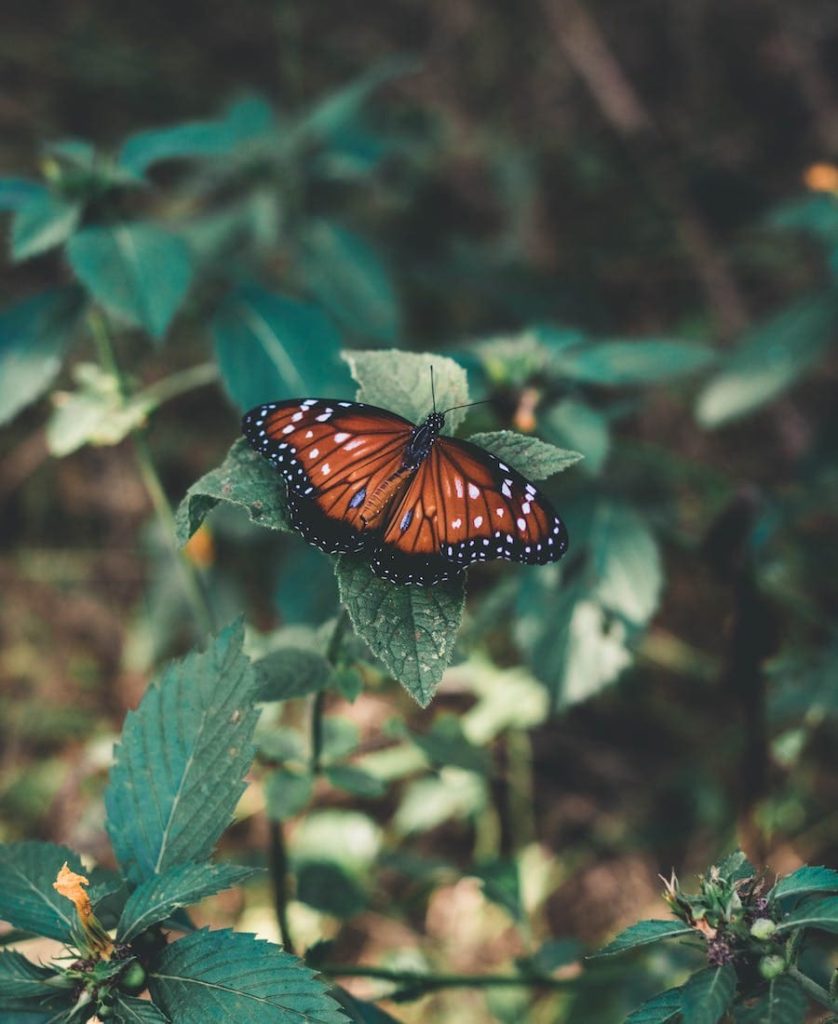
[590, 501, 662, 625]
[467, 430, 582, 479]
[336, 554, 465, 705]
[118, 96, 274, 176]
[623, 987, 682, 1024]
[256, 647, 333, 701]
[46, 363, 152, 457]
[590, 919, 695, 958]
[297, 221, 400, 343]
[0, 287, 84, 426]
[105, 620, 260, 883]
[117, 862, 257, 942]
[734, 975, 806, 1024]
[148, 928, 347, 1024]
[473, 859, 522, 921]
[0, 842, 86, 942]
[174, 439, 291, 546]
[775, 895, 838, 934]
[680, 965, 736, 1024]
[11, 193, 81, 262]
[342, 350, 470, 430]
[296, 860, 368, 918]
[771, 865, 838, 902]
[264, 767, 314, 820]
[325, 765, 386, 798]
[715, 850, 755, 883]
[212, 284, 350, 411]
[542, 398, 610, 475]
[554, 339, 715, 385]
[0, 951, 58, 999]
[0, 178, 46, 211]
[403, 716, 491, 773]
[67, 224, 193, 340]
[0, 1003, 79, 1024]
[696, 290, 838, 427]
[112, 994, 171, 1023]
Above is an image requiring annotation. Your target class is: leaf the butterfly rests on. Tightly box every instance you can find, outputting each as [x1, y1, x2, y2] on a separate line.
[242, 396, 569, 586]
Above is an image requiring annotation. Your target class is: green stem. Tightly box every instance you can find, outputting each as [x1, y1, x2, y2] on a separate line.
[788, 967, 838, 1012]
[318, 963, 599, 991]
[138, 362, 219, 410]
[268, 820, 295, 955]
[87, 310, 215, 636]
[310, 609, 351, 775]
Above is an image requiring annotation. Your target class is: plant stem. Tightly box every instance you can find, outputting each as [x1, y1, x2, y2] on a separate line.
[788, 967, 838, 1012]
[87, 310, 215, 636]
[318, 964, 577, 990]
[138, 362, 219, 410]
[310, 608, 351, 775]
[268, 820, 295, 955]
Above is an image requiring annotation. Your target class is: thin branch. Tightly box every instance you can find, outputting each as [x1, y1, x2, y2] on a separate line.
[268, 820, 295, 955]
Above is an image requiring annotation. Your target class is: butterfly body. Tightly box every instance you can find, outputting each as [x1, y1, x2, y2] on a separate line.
[243, 398, 568, 586]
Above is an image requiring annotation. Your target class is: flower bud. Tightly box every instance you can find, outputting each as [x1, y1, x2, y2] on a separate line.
[759, 954, 786, 980]
[749, 918, 777, 940]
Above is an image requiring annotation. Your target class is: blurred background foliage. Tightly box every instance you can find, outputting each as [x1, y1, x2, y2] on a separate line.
[1, 1, 837, 1021]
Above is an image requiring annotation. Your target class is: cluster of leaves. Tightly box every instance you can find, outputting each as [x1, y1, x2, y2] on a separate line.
[592, 851, 838, 1022]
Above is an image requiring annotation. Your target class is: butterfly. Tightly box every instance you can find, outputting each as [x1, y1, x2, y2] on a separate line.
[242, 397, 569, 586]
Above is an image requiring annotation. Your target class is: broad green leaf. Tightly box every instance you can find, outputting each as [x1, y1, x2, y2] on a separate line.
[591, 919, 694, 957]
[290, 810, 381, 874]
[0, 178, 46, 211]
[256, 647, 333, 701]
[46, 363, 152, 457]
[0, 842, 86, 943]
[771, 865, 838, 902]
[623, 987, 682, 1024]
[680, 965, 736, 1024]
[734, 975, 806, 1024]
[119, 96, 275, 175]
[325, 765, 386, 798]
[0, 1003, 78, 1024]
[174, 439, 291, 546]
[554, 340, 715, 385]
[0, 287, 84, 426]
[112, 995, 171, 1023]
[212, 284, 350, 411]
[67, 224, 193, 340]
[775, 895, 838, 934]
[342, 350, 469, 430]
[542, 398, 610, 475]
[394, 768, 486, 834]
[336, 554, 465, 705]
[105, 621, 260, 883]
[696, 290, 838, 427]
[473, 859, 522, 921]
[590, 501, 662, 625]
[11, 194, 81, 262]
[148, 928, 347, 1024]
[264, 767, 314, 820]
[0, 951, 58, 999]
[117, 862, 257, 942]
[298, 221, 400, 343]
[467, 430, 582, 479]
[296, 861, 368, 918]
[403, 716, 491, 774]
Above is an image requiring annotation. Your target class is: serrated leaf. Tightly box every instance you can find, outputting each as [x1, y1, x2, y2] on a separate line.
[325, 765, 386, 798]
[554, 339, 715, 385]
[119, 96, 274, 176]
[112, 995, 171, 1024]
[265, 767, 314, 820]
[542, 398, 610, 475]
[696, 290, 838, 427]
[212, 284, 350, 411]
[342, 350, 469, 431]
[297, 221, 400, 343]
[590, 919, 694, 958]
[148, 928, 348, 1024]
[680, 965, 736, 1024]
[118, 862, 257, 942]
[0, 842, 86, 942]
[256, 647, 333, 701]
[623, 986, 682, 1024]
[67, 224, 193, 340]
[734, 975, 806, 1024]
[11, 194, 81, 262]
[174, 439, 291, 545]
[0, 287, 84, 426]
[105, 620, 260, 883]
[0, 951, 58, 999]
[771, 865, 838, 902]
[775, 894, 838, 933]
[336, 554, 465, 705]
[467, 430, 582, 479]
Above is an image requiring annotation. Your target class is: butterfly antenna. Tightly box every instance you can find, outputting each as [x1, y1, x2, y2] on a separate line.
[430, 365, 436, 413]
[441, 399, 491, 415]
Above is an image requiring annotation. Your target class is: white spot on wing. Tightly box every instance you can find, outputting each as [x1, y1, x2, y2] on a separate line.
[468, 483, 480, 500]
[335, 432, 349, 443]
[292, 412, 303, 422]
[455, 477, 464, 498]
[322, 463, 331, 475]
[452, 518, 462, 529]
[473, 515, 483, 528]
[309, 448, 319, 459]
[517, 517, 526, 531]
[282, 425, 294, 435]
[345, 438, 364, 451]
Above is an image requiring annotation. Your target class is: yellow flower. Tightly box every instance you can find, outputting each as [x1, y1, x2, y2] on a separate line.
[53, 863, 114, 960]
